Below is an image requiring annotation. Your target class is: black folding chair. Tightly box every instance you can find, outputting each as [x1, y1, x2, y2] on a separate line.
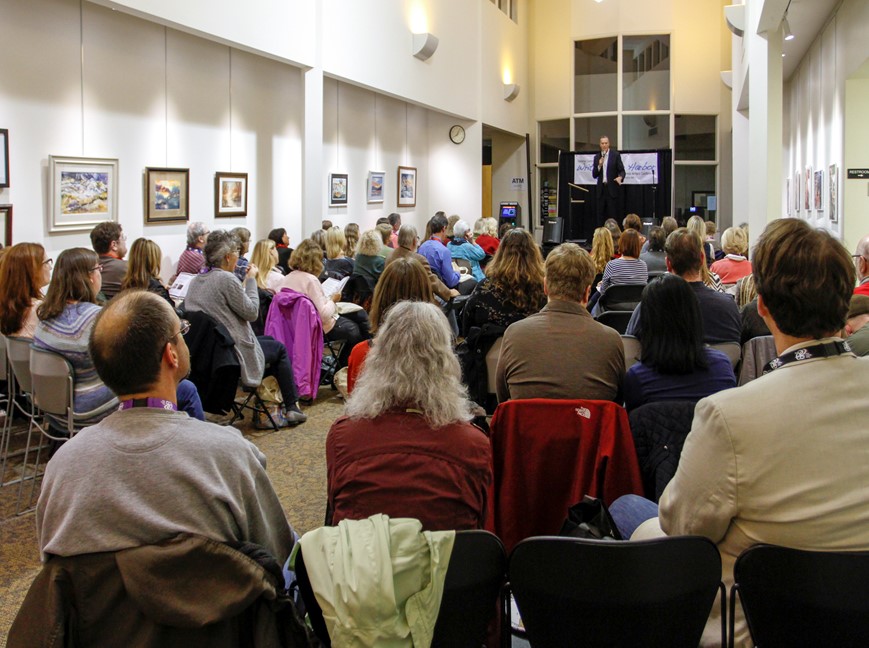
[296, 529, 508, 647]
[598, 283, 646, 312]
[509, 535, 725, 648]
[595, 310, 634, 334]
[731, 544, 869, 648]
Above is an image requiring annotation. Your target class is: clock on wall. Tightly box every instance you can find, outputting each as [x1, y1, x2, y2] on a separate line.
[449, 125, 465, 145]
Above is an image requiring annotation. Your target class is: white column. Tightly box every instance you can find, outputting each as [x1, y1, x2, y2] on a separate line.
[303, 66, 324, 239]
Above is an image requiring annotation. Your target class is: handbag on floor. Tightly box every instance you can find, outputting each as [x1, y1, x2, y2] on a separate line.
[559, 495, 622, 541]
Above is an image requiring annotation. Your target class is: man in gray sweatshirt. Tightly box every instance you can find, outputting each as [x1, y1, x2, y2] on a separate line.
[36, 290, 295, 564]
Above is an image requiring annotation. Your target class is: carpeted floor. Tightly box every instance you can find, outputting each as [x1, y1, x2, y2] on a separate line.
[0, 385, 346, 647]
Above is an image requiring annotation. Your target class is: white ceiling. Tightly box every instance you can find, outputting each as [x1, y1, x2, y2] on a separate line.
[781, 0, 840, 79]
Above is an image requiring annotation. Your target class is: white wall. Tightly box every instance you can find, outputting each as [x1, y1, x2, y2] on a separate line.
[0, 0, 305, 277]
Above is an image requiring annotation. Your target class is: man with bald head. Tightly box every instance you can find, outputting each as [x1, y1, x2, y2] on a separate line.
[36, 291, 294, 565]
[853, 235, 869, 297]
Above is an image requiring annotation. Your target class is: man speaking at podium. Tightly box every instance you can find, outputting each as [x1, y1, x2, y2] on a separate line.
[592, 135, 625, 223]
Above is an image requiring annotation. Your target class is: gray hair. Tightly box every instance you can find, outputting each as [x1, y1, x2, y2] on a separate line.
[397, 224, 419, 249]
[453, 220, 471, 239]
[187, 221, 209, 246]
[203, 230, 239, 268]
[345, 301, 474, 428]
[357, 230, 383, 256]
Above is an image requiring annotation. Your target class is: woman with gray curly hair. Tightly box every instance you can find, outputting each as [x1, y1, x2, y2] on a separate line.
[326, 300, 492, 530]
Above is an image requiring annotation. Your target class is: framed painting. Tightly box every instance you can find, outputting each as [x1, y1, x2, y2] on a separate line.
[0, 204, 11, 247]
[804, 166, 812, 211]
[0, 129, 8, 188]
[50, 155, 118, 233]
[329, 173, 348, 207]
[367, 170, 385, 204]
[829, 164, 838, 223]
[397, 166, 417, 208]
[813, 170, 823, 212]
[214, 171, 248, 217]
[794, 168, 800, 213]
[144, 167, 189, 224]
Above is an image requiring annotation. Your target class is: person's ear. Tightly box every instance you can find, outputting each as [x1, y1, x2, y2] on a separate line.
[665, 257, 674, 273]
[164, 340, 179, 369]
[543, 277, 550, 296]
[757, 293, 769, 319]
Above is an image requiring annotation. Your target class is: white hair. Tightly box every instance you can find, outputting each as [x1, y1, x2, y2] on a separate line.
[345, 301, 474, 428]
[453, 220, 471, 239]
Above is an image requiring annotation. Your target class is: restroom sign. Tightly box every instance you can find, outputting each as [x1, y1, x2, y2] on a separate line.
[511, 177, 526, 191]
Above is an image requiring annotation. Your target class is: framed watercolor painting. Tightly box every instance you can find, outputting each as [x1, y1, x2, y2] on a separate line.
[367, 171, 385, 204]
[49, 155, 118, 233]
[0, 204, 11, 247]
[804, 167, 811, 211]
[794, 168, 800, 213]
[144, 167, 189, 224]
[813, 170, 823, 212]
[330, 173, 348, 207]
[215, 171, 248, 217]
[0, 129, 8, 188]
[829, 164, 838, 223]
[397, 166, 417, 208]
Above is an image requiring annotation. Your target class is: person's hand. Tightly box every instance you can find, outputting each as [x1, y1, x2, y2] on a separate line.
[246, 263, 259, 279]
[450, 289, 460, 298]
[332, 292, 341, 303]
[465, 230, 473, 242]
[614, 177, 623, 185]
[598, 156, 604, 169]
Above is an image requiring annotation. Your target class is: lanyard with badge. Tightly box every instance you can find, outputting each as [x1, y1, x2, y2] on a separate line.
[762, 340, 854, 375]
[119, 398, 177, 412]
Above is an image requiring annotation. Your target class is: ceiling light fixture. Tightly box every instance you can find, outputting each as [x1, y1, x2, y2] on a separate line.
[783, 17, 795, 41]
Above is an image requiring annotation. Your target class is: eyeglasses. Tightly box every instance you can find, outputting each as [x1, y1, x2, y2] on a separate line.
[91, 264, 104, 273]
[166, 319, 191, 345]
[43, 258, 53, 266]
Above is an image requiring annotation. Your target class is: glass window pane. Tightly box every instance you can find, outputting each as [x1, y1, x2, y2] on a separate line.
[574, 115, 618, 152]
[622, 35, 670, 111]
[622, 114, 669, 150]
[574, 38, 618, 113]
[675, 115, 717, 161]
[674, 165, 717, 223]
[539, 119, 570, 163]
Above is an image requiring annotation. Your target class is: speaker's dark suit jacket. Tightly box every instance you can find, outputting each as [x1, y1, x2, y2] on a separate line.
[592, 149, 626, 199]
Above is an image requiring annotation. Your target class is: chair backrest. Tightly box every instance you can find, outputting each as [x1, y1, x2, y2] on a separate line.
[453, 258, 473, 274]
[709, 341, 741, 368]
[485, 336, 503, 394]
[738, 335, 777, 386]
[295, 530, 508, 648]
[628, 400, 696, 501]
[6, 336, 35, 394]
[599, 283, 646, 311]
[595, 310, 633, 334]
[733, 544, 869, 648]
[0, 333, 7, 377]
[486, 398, 643, 553]
[29, 347, 74, 421]
[646, 270, 666, 282]
[510, 535, 723, 648]
[621, 334, 641, 371]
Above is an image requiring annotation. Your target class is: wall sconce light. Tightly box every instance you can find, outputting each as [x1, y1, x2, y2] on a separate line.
[412, 32, 439, 61]
[503, 83, 520, 102]
[783, 16, 795, 41]
[724, 4, 745, 38]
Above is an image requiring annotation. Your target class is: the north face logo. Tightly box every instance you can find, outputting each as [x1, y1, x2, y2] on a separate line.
[575, 407, 591, 419]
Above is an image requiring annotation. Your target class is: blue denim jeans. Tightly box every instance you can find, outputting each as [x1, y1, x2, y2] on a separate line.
[609, 494, 659, 539]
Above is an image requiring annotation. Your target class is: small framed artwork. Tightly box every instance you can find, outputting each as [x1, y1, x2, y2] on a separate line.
[50, 155, 118, 233]
[144, 167, 189, 224]
[804, 167, 812, 211]
[397, 166, 417, 208]
[829, 164, 838, 223]
[367, 170, 385, 204]
[813, 170, 823, 212]
[0, 129, 8, 188]
[329, 173, 348, 207]
[214, 171, 248, 217]
[786, 179, 791, 216]
[794, 168, 800, 213]
[0, 204, 11, 247]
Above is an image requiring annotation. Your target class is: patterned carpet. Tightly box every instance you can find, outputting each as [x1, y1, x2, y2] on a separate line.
[0, 386, 346, 646]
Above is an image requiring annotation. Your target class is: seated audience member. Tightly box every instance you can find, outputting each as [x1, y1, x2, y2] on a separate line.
[387, 212, 401, 249]
[688, 215, 715, 269]
[853, 235, 869, 296]
[623, 274, 736, 411]
[711, 226, 753, 284]
[37, 290, 295, 564]
[323, 226, 354, 279]
[120, 238, 173, 306]
[251, 239, 284, 293]
[230, 226, 251, 281]
[641, 215, 678, 253]
[322, 219, 333, 231]
[419, 213, 477, 296]
[496, 243, 624, 402]
[845, 294, 869, 357]
[89, 221, 127, 300]
[616, 218, 869, 648]
[170, 221, 209, 282]
[327, 301, 492, 531]
[386, 224, 456, 303]
[278, 239, 370, 369]
[473, 217, 501, 257]
[462, 228, 546, 336]
[639, 226, 668, 273]
[705, 219, 720, 254]
[375, 223, 393, 259]
[351, 229, 386, 285]
[590, 228, 647, 314]
[445, 215, 461, 244]
[268, 227, 293, 276]
[343, 222, 360, 258]
[590, 226, 614, 292]
[346, 257, 433, 393]
[0, 243, 52, 338]
[604, 218, 622, 255]
[310, 228, 327, 257]
[626, 228, 741, 345]
[184, 230, 307, 427]
[34, 248, 203, 424]
[623, 213, 646, 246]
[734, 273, 756, 309]
[499, 221, 513, 240]
[447, 219, 486, 282]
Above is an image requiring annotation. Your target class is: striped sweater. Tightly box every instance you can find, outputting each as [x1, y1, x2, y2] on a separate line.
[597, 257, 649, 294]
